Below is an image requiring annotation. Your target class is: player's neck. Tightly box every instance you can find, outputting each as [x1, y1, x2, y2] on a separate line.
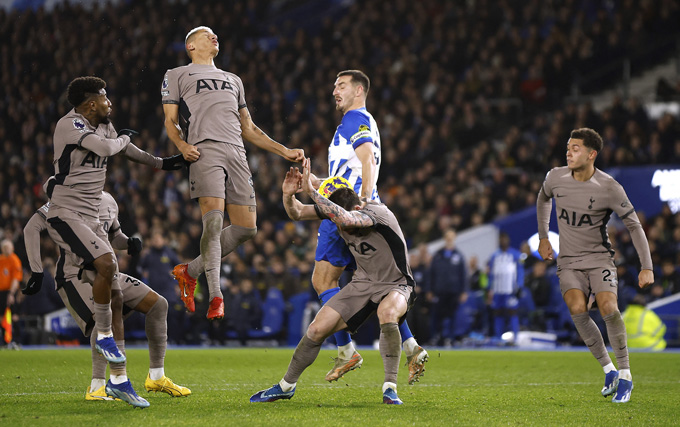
[75, 107, 100, 128]
[191, 55, 215, 66]
[571, 164, 596, 182]
[342, 100, 365, 115]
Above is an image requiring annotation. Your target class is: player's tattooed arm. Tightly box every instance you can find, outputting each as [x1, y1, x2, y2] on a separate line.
[301, 157, 373, 228]
[282, 167, 320, 221]
[308, 189, 374, 229]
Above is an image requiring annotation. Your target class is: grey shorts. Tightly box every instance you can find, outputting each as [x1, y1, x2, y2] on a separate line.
[557, 261, 618, 297]
[57, 272, 153, 337]
[188, 140, 256, 205]
[326, 280, 414, 334]
[46, 205, 112, 265]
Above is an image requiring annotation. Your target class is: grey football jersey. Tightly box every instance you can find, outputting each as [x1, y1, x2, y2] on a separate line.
[338, 203, 414, 286]
[539, 167, 640, 268]
[99, 191, 121, 235]
[161, 64, 247, 147]
[44, 109, 130, 219]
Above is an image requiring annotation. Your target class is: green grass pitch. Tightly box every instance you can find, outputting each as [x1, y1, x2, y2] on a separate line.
[1, 347, 678, 426]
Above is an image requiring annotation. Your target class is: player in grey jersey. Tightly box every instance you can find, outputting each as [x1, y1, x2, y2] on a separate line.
[42, 76, 183, 406]
[22, 193, 190, 404]
[250, 159, 413, 405]
[161, 26, 304, 321]
[536, 128, 654, 404]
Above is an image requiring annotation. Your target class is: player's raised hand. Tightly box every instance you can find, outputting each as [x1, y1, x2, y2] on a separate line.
[638, 269, 654, 289]
[282, 167, 302, 196]
[301, 157, 315, 194]
[179, 142, 200, 162]
[538, 238, 554, 261]
[284, 148, 305, 163]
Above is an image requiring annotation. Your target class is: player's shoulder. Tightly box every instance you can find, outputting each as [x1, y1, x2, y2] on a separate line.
[546, 166, 570, 179]
[362, 202, 393, 222]
[55, 109, 91, 137]
[165, 64, 192, 73]
[593, 168, 620, 186]
[342, 108, 371, 123]
[222, 69, 242, 81]
[100, 191, 119, 211]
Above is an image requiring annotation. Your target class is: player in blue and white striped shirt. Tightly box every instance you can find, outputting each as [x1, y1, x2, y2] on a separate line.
[311, 70, 427, 384]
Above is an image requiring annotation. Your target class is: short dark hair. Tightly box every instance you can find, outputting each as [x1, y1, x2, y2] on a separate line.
[67, 76, 106, 107]
[328, 187, 361, 211]
[337, 70, 370, 95]
[570, 128, 603, 153]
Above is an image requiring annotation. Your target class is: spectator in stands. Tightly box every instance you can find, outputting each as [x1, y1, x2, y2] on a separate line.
[488, 232, 524, 341]
[654, 258, 680, 297]
[427, 229, 467, 346]
[406, 243, 432, 344]
[524, 261, 551, 330]
[139, 229, 184, 344]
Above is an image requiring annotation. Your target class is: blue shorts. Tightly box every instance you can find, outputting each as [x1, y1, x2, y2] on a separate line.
[491, 293, 519, 310]
[315, 219, 356, 270]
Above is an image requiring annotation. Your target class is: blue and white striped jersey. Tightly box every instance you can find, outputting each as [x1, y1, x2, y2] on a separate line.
[328, 107, 381, 202]
[488, 248, 524, 295]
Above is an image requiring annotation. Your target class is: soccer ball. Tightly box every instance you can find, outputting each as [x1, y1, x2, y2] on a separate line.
[318, 176, 351, 198]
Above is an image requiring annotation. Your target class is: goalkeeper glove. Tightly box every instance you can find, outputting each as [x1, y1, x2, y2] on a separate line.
[127, 237, 142, 256]
[161, 154, 185, 171]
[22, 272, 44, 295]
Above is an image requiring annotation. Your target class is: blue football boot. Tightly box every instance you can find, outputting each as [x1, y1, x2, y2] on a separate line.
[250, 384, 295, 403]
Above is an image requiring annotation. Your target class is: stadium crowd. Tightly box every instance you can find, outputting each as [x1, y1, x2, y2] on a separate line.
[0, 0, 679, 346]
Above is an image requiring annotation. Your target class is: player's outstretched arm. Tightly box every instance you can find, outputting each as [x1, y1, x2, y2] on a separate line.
[282, 167, 319, 221]
[23, 212, 47, 274]
[302, 158, 374, 229]
[22, 211, 48, 295]
[239, 107, 304, 162]
[163, 103, 200, 162]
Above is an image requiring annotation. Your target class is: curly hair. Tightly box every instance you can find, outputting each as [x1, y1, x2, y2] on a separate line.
[66, 76, 106, 107]
[570, 128, 603, 153]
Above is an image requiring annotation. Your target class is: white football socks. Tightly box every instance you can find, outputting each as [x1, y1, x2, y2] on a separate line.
[338, 342, 356, 360]
[603, 362, 616, 374]
[110, 374, 128, 385]
[149, 368, 165, 381]
[619, 369, 632, 381]
[382, 382, 397, 393]
[90, 378, 106, 391]
[97, 332, 114, 341]
[279, 378, 296, 392]
[402, 337, 418, 357]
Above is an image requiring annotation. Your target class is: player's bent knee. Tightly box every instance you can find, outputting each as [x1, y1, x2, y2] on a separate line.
[306, 322, 329, 343]
[377, 306, 403, 324]
[94, 253, 118, 280]
[153, 295, 168, 316]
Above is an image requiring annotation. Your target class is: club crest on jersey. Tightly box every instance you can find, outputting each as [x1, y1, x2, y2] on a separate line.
[588, 197, 595, 209]
[73, 118, 86, 130]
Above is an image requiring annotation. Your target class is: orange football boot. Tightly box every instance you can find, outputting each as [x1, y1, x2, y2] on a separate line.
[172, 264, 196, 313]
[207, 297, 224, 320]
